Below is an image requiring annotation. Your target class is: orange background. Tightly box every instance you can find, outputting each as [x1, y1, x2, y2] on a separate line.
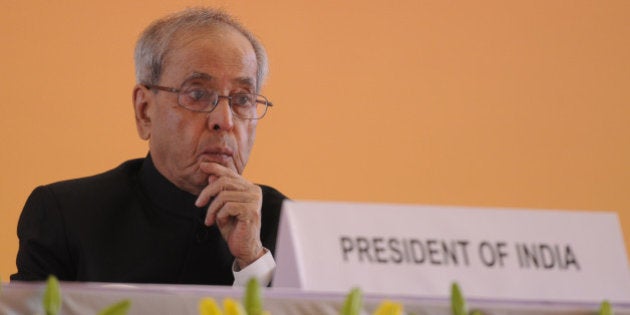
[1, 1, 629, 282]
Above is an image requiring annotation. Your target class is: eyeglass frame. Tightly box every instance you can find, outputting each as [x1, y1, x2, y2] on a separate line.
[142, 83, 274, 120]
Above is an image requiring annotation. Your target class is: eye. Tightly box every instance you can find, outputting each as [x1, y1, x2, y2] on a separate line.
[232, 93, 254, 107]
[187, 88, 210, 102]
[179, 87, 217, 111]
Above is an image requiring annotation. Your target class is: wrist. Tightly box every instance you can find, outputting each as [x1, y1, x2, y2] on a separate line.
[235, 247, 266, 270]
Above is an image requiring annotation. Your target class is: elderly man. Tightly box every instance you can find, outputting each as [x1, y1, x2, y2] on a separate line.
[11, 8, 286, 286]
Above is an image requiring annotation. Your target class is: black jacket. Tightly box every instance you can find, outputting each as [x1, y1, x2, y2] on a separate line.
[11, 156, 286, 284]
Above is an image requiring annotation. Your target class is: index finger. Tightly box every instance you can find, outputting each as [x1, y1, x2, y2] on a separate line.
[199, 162, 238, 178]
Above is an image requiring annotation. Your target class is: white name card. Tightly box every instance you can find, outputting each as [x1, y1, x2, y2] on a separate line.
[273, 200, 630, 303]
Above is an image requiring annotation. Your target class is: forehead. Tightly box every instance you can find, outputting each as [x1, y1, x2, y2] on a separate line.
[162, 24, 257, 87]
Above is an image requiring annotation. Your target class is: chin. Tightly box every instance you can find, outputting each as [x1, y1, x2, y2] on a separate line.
[178, 173, 208, 195]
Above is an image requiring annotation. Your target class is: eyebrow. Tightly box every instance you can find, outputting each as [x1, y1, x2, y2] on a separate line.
[188, 72, 213, 81]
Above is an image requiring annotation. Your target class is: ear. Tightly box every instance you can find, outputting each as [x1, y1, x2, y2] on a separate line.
[133, 84, 154, 140]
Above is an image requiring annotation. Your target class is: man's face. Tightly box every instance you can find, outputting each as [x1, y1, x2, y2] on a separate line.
[135, 25, 259, 195]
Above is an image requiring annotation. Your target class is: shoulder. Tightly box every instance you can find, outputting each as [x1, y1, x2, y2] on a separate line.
[28, 158, 146, 218]
[43, 158, 144, 199]
[259, 184, 287, 216]
[23, 157, 147, 233]
[260, 185, 287, 203]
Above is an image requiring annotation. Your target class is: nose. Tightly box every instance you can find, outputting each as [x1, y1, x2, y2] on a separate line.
[207, 97, 234, 131]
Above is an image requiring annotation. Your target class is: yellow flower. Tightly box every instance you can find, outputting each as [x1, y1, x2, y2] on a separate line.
[199, 297, 223, 315]
[373, 300, 403, 315]
[223, 298, 247, 315]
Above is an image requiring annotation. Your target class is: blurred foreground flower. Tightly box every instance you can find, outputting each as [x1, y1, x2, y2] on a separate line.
[373, 300, 403, 315]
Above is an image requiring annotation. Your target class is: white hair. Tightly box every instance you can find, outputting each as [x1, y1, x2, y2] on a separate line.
[134, 7, 269, 91]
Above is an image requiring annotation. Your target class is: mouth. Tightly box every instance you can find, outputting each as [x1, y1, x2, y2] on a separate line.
[199, 148, 234, 167]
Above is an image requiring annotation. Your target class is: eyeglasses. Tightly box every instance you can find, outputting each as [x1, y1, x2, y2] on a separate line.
[143, 81, 273, 120]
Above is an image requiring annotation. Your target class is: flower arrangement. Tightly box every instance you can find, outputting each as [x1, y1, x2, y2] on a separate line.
[7, 275, 614, 315]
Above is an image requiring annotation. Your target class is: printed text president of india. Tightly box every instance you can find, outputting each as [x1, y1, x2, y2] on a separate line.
[11, 7, 287, 286]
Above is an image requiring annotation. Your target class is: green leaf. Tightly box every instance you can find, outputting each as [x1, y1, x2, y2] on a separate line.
[451, 282, 467, 315]
[243, 277, 263, 315]
[98, 299, 131, 315]
[470, 310, 483, 315]
[598, 300, 613, 315]
[341, 287, 362, 315]
[43, 275, 62, 315]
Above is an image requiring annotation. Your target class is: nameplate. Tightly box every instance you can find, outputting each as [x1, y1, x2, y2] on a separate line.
[273, 200, 630, 303]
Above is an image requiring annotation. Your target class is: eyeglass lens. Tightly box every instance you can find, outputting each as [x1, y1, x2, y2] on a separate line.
[177, 78, 268, 119]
